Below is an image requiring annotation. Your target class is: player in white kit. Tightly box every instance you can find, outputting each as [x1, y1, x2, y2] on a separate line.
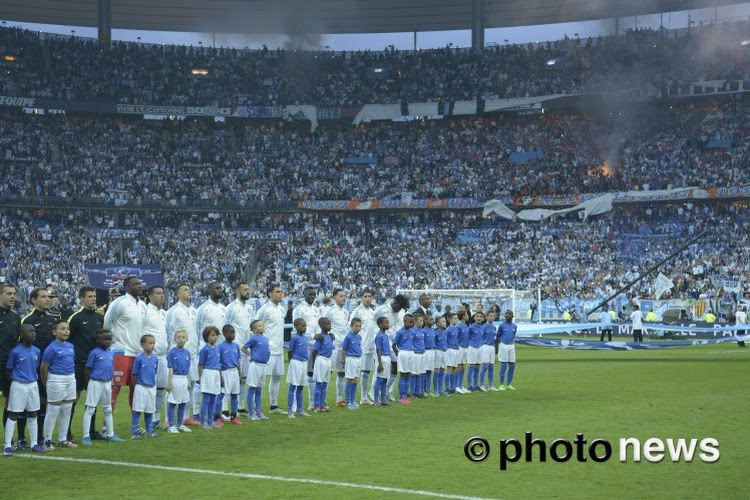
[224, 281, 255, 413]
[141, 286, 168, 429]
[164, 283, 200, 426]
[325, 289, 349, 407]
[256, 284, 287, 414]
[349, 289, 377, 406]
[292, 287, 320, 411]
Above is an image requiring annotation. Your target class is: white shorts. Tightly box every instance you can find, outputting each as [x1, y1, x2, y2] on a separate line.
[467, 347, 481, 365]
[389, 351, 398, 363]
[221, 368, 240, 395]
[375, 355, 390, 376]
[246, 362, 267, 388]
[413, 352, 425, 374]
[332, 347, 345, 373]
[167, 375, 190, 404]
[7, 381, 40, 413]
[189, 357, 199, 383]
[447, 348, 459, 368]
[345, 357, 362, 379]
[397, 350, 413, 374]
[156, 356, 168, 388]
[481, 345, 495, 364]
[313, 356, 332, 383]
[47, 373, 76, 402]
[434, 350, 446, 370]
[286, 359, 307, 387]
[458, 347, 468, 365]
[240, 353, 250, 380]
[423, 350, 435, 371]
[266, 355, 284, 377]
[360, 352, 376, 373]
[498, 344, 516, 363]
[200, 369, 221, 395]
[85, 380, 112, 408]
[132, 384, 156, 413]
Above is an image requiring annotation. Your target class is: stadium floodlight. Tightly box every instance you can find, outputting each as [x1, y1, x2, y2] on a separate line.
[741, 40, 750, 46]
[546, 59, 557, 66]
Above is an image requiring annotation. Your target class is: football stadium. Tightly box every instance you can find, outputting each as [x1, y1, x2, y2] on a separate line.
[0, 0, 748, 497]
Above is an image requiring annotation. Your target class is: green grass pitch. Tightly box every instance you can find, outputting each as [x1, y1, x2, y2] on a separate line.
[3, 343, 748, 499]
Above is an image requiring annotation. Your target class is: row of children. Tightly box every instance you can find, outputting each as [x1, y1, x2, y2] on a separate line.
[4, 320, 123, 455]
[389, 309, 518, 404]
[4, 308, 518, 454]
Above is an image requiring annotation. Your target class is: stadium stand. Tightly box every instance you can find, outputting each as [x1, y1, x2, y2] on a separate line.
[0, 22, 748, 314]
[1, 22, 749, 106]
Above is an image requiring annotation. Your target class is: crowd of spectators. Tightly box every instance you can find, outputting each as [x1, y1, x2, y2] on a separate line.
[0, 98, 747, 203]
[0, 21, 748, 106]
[1, 203, 747, 312]
[0, 21, 748, 316]
[254, 203, 749, 301]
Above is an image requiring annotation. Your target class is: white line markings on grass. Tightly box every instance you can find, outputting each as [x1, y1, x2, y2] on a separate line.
[699, 350, 750, 354]
[17, 455, 498, 500]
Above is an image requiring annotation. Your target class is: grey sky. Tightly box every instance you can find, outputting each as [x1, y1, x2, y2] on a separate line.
[3, 3, 750, 50]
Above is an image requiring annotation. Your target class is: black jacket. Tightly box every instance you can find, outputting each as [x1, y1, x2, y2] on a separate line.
[21, 308, 56, 354]
[68, 307, 104, 363]
[0, 306, 21, 363]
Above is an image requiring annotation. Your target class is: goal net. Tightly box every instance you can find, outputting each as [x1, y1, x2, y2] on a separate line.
[395, 288, 540, 323]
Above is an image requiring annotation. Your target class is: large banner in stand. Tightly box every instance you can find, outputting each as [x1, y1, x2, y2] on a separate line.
[84, 264, 164, 289]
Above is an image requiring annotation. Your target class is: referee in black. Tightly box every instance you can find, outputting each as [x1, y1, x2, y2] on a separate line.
[68, 286, 105, 440]
[20, 287, 56, 449]
[0, 283, 21, 439]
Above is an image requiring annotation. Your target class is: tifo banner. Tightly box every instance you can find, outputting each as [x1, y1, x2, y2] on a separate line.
[352, 104, 403, 124]
[84, 264, 164, 289]
[457, 228, 501, 243]
[0, 95, 36, 107]
[235, 230, 294, 240]
[709, 274, 742, 294]
[483, 96, 554, 113]
[90, 228, 140, 239]
[298, 199, 483, 210]
[115, 104, 233, 116]
[654, 273, 675, 300]
[516, 336, 748, 350]
[233, 105, 279, 118]
[300, 185, 748, 212]
[515, 185, 750, 207]
[281, 105, 319, 132]
[482, 194, 613, 221]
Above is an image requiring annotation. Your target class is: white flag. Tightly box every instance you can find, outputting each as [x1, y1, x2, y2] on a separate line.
[654, 273, 674, 300]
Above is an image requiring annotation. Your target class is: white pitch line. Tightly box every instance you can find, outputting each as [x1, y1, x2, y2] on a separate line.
[17, 455, 498, 500]
[698, 350, 750, 354]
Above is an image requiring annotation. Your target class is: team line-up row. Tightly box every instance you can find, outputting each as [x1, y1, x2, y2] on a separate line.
[2, 280, 518, 454]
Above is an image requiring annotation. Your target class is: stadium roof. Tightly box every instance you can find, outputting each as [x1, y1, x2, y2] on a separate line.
[0, 0, 741, 35]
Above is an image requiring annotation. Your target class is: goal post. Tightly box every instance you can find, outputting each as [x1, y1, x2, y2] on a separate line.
[394, 288, 541, 323]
